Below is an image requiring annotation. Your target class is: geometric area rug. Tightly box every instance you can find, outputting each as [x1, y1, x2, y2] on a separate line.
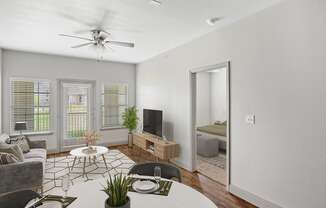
[197, 154, 226, 170]
[43, 149, 135, 194]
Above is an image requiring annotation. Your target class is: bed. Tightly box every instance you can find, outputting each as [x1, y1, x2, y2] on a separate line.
[196, 124, 227, 137]
[197, 124, 227, 152]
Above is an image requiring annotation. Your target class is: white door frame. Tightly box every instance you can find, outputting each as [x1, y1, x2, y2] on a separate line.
[57, 79, 96, 152]
[190, 61, 231, 191]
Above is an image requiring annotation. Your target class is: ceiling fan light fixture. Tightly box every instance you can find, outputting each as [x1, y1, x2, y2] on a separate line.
[59, 29, 134, 62]
[149, 0, 162, 7]
[206, 17, 223, 26]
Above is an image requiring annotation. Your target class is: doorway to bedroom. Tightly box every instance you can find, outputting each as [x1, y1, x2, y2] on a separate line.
[190, 62, 230, 187]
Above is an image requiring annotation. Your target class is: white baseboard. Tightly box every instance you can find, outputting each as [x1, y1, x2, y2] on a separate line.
[229, 184, 283, 208]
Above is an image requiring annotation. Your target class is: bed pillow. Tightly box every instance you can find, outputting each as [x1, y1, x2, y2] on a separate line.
[7, 136, 30, 153]
[0, 152, 19, 165]
[214, 121, 222, 125]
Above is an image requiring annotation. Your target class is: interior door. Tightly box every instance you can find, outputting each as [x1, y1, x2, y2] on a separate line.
[58, 81, 95, 151]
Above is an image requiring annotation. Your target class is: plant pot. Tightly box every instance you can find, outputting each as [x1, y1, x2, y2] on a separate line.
[128, 133, 133, 148]
[105, 197, 130, 208]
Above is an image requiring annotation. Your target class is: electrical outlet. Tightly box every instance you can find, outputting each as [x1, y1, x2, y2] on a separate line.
[245, 114, 255, 125]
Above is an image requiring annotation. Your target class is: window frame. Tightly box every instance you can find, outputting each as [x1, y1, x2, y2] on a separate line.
[9, 77, 53, 135]
[100, 83, 129, 130]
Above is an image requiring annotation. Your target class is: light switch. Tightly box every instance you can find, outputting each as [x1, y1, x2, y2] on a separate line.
[245, 114, 255, 125]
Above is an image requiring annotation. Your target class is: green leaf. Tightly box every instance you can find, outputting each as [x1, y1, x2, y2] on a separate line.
[101, 173, 131, 206]
[122, 106, 139, 134]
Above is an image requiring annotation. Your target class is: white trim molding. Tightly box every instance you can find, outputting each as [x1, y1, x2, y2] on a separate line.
[9, 77, 53, 134]
[229, 185, 283, 208]
[189, 61, 231, 189]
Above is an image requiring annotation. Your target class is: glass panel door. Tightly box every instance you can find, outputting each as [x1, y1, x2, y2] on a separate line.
[62, 83, 93, 148]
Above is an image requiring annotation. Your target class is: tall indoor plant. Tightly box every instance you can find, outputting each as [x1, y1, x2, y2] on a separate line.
[122, 106, 139, 147]
[102, 174, 132, 208]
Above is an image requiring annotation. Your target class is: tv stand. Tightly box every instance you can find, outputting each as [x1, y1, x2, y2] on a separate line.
[133, 132, 179, 160]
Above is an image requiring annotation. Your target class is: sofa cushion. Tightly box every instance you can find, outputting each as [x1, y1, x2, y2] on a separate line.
[0, 152, 19, 165]
[7, 136, 30, 153]
[0, 143, 24, 162]
[24, 148, 47, 160]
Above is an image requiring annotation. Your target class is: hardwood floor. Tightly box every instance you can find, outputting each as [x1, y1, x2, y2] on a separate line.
[111, 145, 256, 208]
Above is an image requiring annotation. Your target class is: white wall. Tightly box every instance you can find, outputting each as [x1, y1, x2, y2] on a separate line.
[196, 69, 227, 126]
[136, 0, 326, 207]
[2, 50, 136, 152]
[196, 72, 211, 126]
[210, 68, 227, 123]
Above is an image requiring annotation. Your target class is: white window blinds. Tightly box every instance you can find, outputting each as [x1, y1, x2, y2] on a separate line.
[11, 79, 51, 133]
[101, 84, 128, 128]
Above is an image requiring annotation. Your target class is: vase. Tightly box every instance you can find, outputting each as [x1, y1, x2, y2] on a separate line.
[128, 133, 133, 148]
[105, 197, 130, 208]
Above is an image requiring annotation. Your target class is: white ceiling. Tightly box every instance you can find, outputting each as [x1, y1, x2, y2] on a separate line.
[0, 0, 281, 63]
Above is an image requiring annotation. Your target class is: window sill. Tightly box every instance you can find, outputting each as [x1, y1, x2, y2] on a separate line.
[100, 127, 127, 131]
[10, 131, 54, 137]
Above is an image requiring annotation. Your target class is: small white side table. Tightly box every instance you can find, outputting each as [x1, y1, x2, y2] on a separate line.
[69, 146, 109, 176]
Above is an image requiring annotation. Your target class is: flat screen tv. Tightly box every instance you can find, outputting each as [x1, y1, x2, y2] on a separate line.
[143, 109, 162, 137]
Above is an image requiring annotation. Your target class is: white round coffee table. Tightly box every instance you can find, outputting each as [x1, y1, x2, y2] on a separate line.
[70, 146, 109, 176]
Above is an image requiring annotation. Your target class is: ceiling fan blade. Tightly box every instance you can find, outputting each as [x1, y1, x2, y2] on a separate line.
[74, 29, 93, 34]
[71, 42, 94, 48]
[74, 28, 111, 37]
[99, 9, 118, 28]
[103, 26, 141, 34]
[100, 29, 111, 36]
[59, 34, 93, 41]
[58, 12, 96, 28]
[106, 41, 135, 48]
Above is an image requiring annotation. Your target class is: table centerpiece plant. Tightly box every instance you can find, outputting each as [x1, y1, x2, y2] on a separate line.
[122, 106, 139, 148]
[102, 173, 132, 208]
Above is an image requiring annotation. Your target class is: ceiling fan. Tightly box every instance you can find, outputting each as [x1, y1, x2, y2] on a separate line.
[58, 9, 135, 60]
[59, 29, 134, 49]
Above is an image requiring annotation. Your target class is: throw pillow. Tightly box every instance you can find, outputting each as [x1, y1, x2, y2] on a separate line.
[0, 143, 24, 162]
[0, 133, 10, 144]
[0, 152, 18, 165]
[7, 136, 30, 153]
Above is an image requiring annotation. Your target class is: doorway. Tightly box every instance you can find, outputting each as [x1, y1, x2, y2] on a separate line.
[190, 62, 230, 189]
[57, 80, 96, 152]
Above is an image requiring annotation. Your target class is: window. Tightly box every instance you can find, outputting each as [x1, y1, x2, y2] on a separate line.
[10, 79, 51, 134]
[101, 84, 128, 128]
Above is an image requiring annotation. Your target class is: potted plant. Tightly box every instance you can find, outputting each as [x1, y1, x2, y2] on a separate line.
[82, 131, 101, 149]
[122, 106, 139, 148]
[102, 174, 132, 208]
